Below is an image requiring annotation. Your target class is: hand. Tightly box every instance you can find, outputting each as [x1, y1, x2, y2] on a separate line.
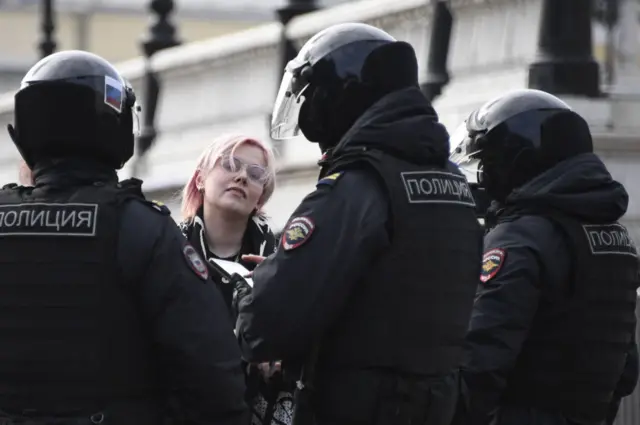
[231, 273, 252, 317]
[241, 254, 266, 277]
[256, 361, 282, 381]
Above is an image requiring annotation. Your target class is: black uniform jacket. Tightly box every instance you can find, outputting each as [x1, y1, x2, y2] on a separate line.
[234, 87, 455, 363]
[462, 153, 639, 425]
[32, 160, 249, 425]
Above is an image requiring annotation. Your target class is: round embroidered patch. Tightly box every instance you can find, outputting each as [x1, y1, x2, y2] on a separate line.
[183, 244, 209, 280]
[480, 248, 506, 283]
[281, 216, 315, 251]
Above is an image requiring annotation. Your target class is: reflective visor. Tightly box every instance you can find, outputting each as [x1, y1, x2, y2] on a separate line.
[449, 122, 482, 184]
[270, 69, 310, 140]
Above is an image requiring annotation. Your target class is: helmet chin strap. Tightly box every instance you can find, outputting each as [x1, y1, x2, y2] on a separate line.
[7, 124, 17, 144]
[7, 124, 34, 168]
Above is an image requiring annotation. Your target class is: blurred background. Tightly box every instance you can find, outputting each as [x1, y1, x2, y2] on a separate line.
[0, 0, 353, 91]
[0, 1, 639, 422]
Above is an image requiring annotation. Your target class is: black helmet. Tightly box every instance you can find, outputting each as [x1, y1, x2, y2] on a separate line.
[449, 89, 593, 202]
[270, 22, 420, 151]
[8, 50, 139, 170]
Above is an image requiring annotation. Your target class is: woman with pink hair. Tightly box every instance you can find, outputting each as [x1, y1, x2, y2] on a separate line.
[179, 133, 277, 307]
[178, 133, 293, 425]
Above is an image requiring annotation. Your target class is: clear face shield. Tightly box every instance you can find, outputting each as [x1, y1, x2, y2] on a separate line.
[270, 61, 311, 140]
[449, 121, 483, 185]
[450, 121, 495, 223]
[132, 101, 141, 137]
[123, 80, 142, 137]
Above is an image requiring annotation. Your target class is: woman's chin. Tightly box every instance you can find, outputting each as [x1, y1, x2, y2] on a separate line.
[217, 200, 252, 218]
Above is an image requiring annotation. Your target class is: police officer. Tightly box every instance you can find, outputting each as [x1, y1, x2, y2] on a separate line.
[0, 50, 248, 425]
[450, 89, 640, 425]
[234, 23, 483, 425]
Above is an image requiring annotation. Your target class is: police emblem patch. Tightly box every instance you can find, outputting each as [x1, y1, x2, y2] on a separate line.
[183, 244, 209, 281]
[281, 216, 315, 251]
[480, 248, 506, 283]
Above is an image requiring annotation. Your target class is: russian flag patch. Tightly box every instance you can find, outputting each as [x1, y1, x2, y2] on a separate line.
[104, 75, 123, 113]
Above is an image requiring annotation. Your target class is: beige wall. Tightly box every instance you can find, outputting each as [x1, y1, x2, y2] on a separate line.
[0, 10, 261, 64]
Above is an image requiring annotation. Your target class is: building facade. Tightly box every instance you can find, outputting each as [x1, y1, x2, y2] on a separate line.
[0, 0, 349, 92]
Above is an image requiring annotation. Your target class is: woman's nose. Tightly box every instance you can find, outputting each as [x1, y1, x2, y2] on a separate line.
[234, 166, 249, 182]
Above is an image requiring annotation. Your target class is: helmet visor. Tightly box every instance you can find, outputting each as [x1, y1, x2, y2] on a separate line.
[449, 121, 482, 185]
[270, 69, 310, 140]
[132, 100, 141, 137]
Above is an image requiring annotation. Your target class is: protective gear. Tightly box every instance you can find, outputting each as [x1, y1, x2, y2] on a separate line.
[502, 212, 639, 424]
[317, 158, 480, 378]
[459, 152, 640, 425]
[448, 124, 492, 220]
[0, 177, 157, 418]
[0, 160, 250, 424]
[239, 85, 483, 425]
[271, 22, 420, 152]
[449, 89, 592, 202]
[8, 50, 139, 170]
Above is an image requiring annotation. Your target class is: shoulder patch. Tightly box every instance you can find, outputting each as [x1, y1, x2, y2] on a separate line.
[316, 171, 344, 188]
[583, 223, 638, 257]
[281, 216, 315, 251]
[142, 199, 171, 215]
[182, 243, 209, 281]
[480, 248, 506, 283]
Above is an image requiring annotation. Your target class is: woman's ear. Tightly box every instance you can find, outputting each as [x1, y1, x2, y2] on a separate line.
[194, 169, 205, 192]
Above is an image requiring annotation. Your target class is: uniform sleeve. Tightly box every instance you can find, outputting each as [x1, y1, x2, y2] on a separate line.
[462, 216, 570, 425]
[117, 200, 249, 425]
[607, 330, 639, 424]
[235, 170, 391, 363]
[617, 331, 639, 398]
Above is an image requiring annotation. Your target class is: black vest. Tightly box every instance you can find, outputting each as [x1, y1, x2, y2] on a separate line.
[0, 181, 158, 416]
[503, 213, 639, 423]
[318, 148, 483, 376]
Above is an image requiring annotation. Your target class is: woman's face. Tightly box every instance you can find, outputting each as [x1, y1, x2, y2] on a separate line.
[199, 143, 267, 218]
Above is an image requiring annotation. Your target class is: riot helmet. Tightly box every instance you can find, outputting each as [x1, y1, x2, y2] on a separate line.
[271, 23, 420, 152]
[8, 50, 139, 170]
[450, 89, 593, 202]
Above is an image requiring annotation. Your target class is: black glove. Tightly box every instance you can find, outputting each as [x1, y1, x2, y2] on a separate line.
[230, 273, 252, 319]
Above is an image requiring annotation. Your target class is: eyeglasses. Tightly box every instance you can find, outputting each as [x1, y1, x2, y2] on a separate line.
[220, 155, 268, 184]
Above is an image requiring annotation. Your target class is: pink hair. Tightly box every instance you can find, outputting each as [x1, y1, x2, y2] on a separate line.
[180, 134, 277, 222]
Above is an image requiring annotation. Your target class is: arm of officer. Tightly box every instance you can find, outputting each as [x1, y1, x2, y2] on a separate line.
[607, 330, 639, 424]
[617, 331, 639, 397]
[117, 200, 248, 425]
[462, 215, 570, 424]
[236, 169, 390, 363]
